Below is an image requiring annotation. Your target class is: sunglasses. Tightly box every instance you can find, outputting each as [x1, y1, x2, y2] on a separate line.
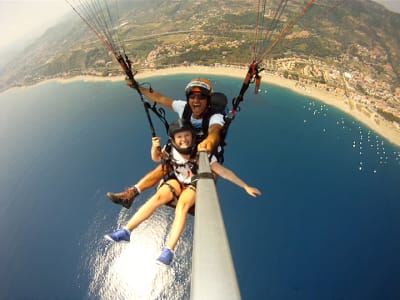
[188, 93, 208, 100]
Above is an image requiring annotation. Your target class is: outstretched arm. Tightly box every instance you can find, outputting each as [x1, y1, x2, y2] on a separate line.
[126, 78, 174, 109]
[210, 162, 262, 197]
[139, 87, 174, 109]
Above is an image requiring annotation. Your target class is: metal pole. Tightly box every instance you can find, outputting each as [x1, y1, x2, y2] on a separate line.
[190, 151, 241, 300]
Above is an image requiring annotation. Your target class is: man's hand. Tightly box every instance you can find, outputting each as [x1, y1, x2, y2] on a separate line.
[197, 124, 222, 153]
[197, 139, 211, 153]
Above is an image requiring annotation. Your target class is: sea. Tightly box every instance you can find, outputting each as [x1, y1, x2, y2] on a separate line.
[0, 74, 399, 300]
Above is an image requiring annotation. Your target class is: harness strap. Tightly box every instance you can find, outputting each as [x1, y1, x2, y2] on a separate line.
[187, 185, 197, 192]
[161, 181, 179, 200]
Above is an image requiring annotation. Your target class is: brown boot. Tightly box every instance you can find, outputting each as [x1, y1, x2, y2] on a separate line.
[106, 186, 138, 209]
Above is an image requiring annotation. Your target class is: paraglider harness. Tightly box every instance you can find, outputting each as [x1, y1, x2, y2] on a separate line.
[160, 142, 199, 190]
[158, 93, 228, 215]
[158, 135, 199, 216]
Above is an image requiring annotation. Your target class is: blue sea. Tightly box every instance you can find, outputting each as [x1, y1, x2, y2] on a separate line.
[1, 74, 399, 299]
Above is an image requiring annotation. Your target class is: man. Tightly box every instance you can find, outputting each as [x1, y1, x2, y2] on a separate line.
[107, 78, 225, 209]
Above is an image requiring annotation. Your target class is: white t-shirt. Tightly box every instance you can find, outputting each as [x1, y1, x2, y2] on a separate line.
[170, 147, 195, 184]
[172, 100, 225, 131]
[171, 99, 224, 164]
[170, 147, 217, 184]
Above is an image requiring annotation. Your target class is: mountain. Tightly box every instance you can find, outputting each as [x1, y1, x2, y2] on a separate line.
[0, 0, 399, 111]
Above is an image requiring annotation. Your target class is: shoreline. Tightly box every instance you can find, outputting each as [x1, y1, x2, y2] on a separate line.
[5, 65, 400, 147]
[144, 66, 400, 147]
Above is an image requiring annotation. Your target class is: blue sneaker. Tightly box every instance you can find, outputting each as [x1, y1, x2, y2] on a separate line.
[157, 247, 174, 265]
[104, 228, 130, 242]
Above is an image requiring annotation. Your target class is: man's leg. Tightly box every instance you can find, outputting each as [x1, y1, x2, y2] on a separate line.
[136, 164, 166, 191]
[106, 164, 166, 209]
[105, 179, 181, 243]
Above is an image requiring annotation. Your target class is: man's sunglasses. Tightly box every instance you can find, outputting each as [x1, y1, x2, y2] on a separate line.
[188, 93, 208, 100]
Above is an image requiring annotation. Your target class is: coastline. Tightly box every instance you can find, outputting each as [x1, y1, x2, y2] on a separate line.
[140, 66, 400, 147]
[6, 65, 400, 147]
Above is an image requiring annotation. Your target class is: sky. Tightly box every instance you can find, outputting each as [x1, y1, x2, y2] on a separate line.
[0, 0, 71, 51]
[377, 0, 400, 13]
[0, 0, 399, 52]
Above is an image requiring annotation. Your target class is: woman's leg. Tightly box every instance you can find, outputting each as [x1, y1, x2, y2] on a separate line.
[166, 187, 196, 250]
[125, 179, 181, 231]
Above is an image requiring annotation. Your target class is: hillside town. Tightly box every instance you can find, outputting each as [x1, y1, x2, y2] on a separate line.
[268, 56, 400, 127]
[15, 46, 400, 131]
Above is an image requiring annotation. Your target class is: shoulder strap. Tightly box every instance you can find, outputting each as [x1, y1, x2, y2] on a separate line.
[161, 140, 173, 180]
[182, 103, 192, 121]
[201, 112, 211, 136]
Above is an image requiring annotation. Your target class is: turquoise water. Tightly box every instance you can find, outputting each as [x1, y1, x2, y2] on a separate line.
[0, 75, 399, 299]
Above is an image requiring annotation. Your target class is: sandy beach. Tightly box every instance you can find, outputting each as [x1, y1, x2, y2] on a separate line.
[9, 65, 400, 147]
[139, 66, 400, 147]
